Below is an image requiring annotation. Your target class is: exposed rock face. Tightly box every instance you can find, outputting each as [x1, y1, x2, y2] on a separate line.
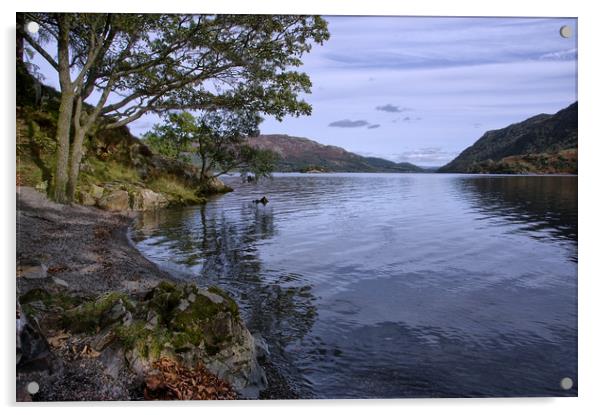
[19, 281, 266, 399]
[98, 189, 130, 212]
[131, 188, 169, 211]
[79, 185, 171, 212]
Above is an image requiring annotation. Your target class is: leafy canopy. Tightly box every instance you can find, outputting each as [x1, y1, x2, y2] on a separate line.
[144, 110, 277, 181]
[22, 13, 330, 128]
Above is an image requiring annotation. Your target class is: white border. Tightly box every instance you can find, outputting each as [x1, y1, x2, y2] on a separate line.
[2, 1, 601, 414]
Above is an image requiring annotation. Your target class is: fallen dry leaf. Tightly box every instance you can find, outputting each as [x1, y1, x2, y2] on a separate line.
[48, 331, 70, 348]
[144, 357, 237, 400]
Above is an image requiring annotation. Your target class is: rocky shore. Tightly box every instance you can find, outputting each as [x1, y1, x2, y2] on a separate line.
[16, 187, 269, 401]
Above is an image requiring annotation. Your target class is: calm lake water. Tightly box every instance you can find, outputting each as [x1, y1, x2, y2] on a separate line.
[131, 173, 577, 398]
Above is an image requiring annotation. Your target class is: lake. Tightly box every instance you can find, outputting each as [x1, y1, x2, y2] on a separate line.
[131, 173, 577, 398]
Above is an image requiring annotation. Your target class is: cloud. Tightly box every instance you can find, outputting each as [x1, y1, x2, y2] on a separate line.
[376, 104, 412, 113]
[367, 124, 381, 129]
[394, 147, 458, 165]
[329, 119, 370, 128]
[539, 48, 577, 61]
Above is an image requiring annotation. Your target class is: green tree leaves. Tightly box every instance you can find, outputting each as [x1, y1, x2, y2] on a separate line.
[143, 110, 278, 182]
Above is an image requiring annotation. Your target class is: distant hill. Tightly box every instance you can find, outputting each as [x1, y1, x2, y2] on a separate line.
[439, 102, 577, 174]
[248, 134, 423, 173]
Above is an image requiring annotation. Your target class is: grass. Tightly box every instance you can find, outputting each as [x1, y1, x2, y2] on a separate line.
[79, 158, 142, 186]
[148, 176, 205, 206]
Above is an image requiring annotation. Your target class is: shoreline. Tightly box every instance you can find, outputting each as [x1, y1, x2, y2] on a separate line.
[16, 186, 292, 400]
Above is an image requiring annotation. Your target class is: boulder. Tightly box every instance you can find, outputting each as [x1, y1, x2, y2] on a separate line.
[78, 191, 97, 206]
[16, 300, 55, 376]
[48, 282, 266, 398]
[90, 184, 105, 200]
[131, 188, 169, 211]
[196, 177, 233, 196]
[98, 190, 130, 211]
[35, 181, 48, 192]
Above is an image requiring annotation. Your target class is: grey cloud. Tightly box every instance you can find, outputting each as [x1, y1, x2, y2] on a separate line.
[376, 104, 412, 113]
[368, 124, 381, 129]
[394, 147, 458, 165]
[329, 119, 370, 128]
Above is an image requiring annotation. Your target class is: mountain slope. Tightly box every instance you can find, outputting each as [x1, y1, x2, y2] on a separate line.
[439, 102, 577, 174]
[248, 134, 423, 173]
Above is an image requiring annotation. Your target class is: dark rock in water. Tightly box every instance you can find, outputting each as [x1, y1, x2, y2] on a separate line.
[253, 196, 269, 205]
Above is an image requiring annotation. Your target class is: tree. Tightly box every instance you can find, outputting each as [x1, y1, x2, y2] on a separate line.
[143, 110, 278, 188]
[19, 13, 329, 202]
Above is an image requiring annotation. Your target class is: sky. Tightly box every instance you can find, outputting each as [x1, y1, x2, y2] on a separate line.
[31, 16, 578, 167]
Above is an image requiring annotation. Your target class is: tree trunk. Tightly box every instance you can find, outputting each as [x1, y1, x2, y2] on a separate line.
[52, 90, 74, 203]
[52, 14, 74, 204]
[66, 127, 86, 201]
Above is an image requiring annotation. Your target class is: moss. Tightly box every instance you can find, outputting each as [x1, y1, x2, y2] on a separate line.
[146, 282, 185, 324]
[44, 282, 244, 363]
[208, 286, 239, 317]
[79, 158, 142, 186]
[19, 288, 52, 305]
[19, 288, 81, 312]
[115, 321, 148, 350]
[63, 292, 133, 334]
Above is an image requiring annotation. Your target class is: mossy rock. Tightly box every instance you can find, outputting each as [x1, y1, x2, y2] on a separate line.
[62, 292, 133, 334]
[19, 288, 81, 315]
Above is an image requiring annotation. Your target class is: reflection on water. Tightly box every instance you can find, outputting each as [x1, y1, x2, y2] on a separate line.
[134, 199, 317, 394]
[455, 176, 577, 243]
[132, 173, 577, 398]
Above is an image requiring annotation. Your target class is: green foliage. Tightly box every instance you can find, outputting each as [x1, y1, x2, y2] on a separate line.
[238, 145, 278, 180]
[28, 120, 56, 153]
[24, 13, 329, 127]
[21, 13, 329, 201]
[142, 112, 196, 160]
[146, 109, 277, 181]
